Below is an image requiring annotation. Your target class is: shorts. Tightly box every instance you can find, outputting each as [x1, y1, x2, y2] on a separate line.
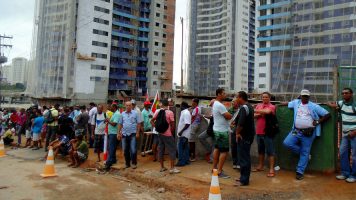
[257, 135, 275, 156]
[189, 124, 200, 142]
[152, 134, 159, 145]
[77, 151, 88, 161]
[32, 133, 40, 141]
[75, 129, 85, 137]
[213, 131, 229, 152]
[158, 135, 176, 161]
[94, 134, 104, 152]
[25, 130, 32, 139]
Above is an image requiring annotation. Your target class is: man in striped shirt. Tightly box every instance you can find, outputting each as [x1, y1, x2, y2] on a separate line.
[329, 88, 356, 183]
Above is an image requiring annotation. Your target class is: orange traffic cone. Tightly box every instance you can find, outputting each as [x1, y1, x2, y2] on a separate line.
[208, 169, 221, 200]
[0, 139, 6, 158]
[40, 146, 57, 178]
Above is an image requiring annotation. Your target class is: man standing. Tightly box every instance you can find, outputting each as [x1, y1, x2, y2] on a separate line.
[329, 88, 356, 183]
[45, 104, 60, 152]
[118, 101, 142, 169]
[212, 88, 232, 178]
[88, 102, 97, 147]
[16, 108, 27, 147]
[253, 92, 276, 177]
[234, 91, 255, 186]
[283, 89, 330, 180]
[176, 102, 191, 166]
[151, 99, 180, 174]
[91, 105, 106, 162]
[141, 101, 157, 160]
[189, 98, 201, 162]
[75, 106, 89, 138]
[229, 98, 240, 169]
[104, 104, 120, 170]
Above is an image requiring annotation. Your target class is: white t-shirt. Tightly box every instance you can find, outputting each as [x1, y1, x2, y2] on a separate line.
[91, 113, 106, 135]
[295, 103, 314, 129]
[177, 109, 191, 138]
[212, 101, 229, 132]
[88, 107, 97, 123]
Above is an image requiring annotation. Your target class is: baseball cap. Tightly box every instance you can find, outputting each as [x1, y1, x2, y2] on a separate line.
[300, 89, 311, 96]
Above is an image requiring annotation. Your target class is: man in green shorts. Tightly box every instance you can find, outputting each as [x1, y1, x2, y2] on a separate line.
[212, 88, 232, 179]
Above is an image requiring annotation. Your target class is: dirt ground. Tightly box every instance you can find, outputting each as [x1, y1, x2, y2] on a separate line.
[1, 138, 356, 200]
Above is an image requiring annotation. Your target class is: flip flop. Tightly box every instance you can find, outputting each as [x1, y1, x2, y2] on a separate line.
[267, 172, 275, 177]
[252, 168, 264, 172]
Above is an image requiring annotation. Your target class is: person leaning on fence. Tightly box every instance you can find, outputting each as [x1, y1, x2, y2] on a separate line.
[328, 88, 356, 183]
[282, 89, 330, 180]
[253, 92, 277, 177]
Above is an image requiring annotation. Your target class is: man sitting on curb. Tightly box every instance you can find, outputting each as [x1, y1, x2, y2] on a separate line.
[43, 132, 72, 160]
[68, 134, 89, 168]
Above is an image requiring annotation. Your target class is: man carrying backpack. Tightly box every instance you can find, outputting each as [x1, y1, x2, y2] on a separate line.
[44, 104, 60, 152]
[151, 99, 180, 174]
[328, 88, 356, 183]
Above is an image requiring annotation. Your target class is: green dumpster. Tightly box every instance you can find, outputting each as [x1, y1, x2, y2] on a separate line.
[274, 105, 338, 173]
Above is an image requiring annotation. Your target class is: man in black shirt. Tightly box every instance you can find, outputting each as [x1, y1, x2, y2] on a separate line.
[235, 91, 255, 186]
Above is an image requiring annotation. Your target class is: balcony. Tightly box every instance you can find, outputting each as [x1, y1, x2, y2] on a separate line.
[111, 50, 134, 59]
[136, 76, 148, 81]
[141, 0, 151, 3]
[113, 0, 139, 10]
[110, 62, 133, 70]
[111, 40, 135, 49]
[109, 73, 135, 80]
[137, 56, 148, 61]
[139, 47, 149, 51]
[140, 7, 150, 13]
[158, 75, 169, 80]
[138, 27, 149, 32]
[109, 84, 129, 90]
[136, 66, 148, 71]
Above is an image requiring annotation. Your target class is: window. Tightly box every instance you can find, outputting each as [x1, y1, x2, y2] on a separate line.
[161, 62, 165, 66]
[259, 73, 266, 78]
[156, 3, 160, 7]
[156, 22, 160, 27]
[99, 0, 110, 2]
[91, 53, 107, 59]
[259, 62, 266, 67]
[93, 29, 108, 36]
[154, 51, 159, 56]
[164, 5, 167, 10]
[155, 32, 159, 36]
[156, 13, 160, 17]
[154, 61, 158, 65]
[94, 17, 109, 25]
[90, 76, 104, 81]
[164, 15, 167, 19]
[162, 53, 165, 57]
[259, 84, 266, 88]
[163, 33, 166, 38]
[94, 6, 110, 14]
[162, 43, 166, 47]
[91, 64, 106, 70]
[153, 81, 157, 85]
[163, 24, 166, 29]
[153, 71, 158, 75]
[155, 42, 159, 46]
[92, 41, 108, 47]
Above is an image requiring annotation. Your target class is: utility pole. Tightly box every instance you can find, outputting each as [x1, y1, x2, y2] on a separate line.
[0, 34, 13, 106]
[180, 17, 184, 95]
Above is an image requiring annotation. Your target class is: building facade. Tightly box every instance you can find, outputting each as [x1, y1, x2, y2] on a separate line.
[31, 0, 174, 103]
[109, 0, 175, 99]
[187, 0, 255, 96]
[10, 57, 28, 85]
[255, 0, 356, 102]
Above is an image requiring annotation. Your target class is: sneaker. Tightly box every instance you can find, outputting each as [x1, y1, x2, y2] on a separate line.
[296, 172, 304, 180]
[160, 167, 167, 172]
[233, 165, 238, 169]
[218, 172, 230, 179]
[336, 175, 347, 180]
[132, 165, 137, 169]
[169, 168, 181, 174]
[346, 177, 356, 183]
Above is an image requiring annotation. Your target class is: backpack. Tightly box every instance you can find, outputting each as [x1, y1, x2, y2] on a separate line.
[265, 113, 280, 138]
[206, 117, 214, 137]
[44, 110, 54, 123]
[155, 109, 169, 134]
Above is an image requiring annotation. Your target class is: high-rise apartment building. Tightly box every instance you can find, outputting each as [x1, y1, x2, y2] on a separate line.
[255, 0, 356, 101]
[30, 0, 175, 103]
[187, 0, 256, 96]
[10, 57, 28, 85]
[109, 0, 175, 99]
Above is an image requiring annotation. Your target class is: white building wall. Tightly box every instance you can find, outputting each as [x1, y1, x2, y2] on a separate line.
[10, 57, 28, 85]
[74, 0, 113, 100]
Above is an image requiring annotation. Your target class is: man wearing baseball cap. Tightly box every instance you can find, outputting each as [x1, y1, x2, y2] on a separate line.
[283, 89, 330, 180]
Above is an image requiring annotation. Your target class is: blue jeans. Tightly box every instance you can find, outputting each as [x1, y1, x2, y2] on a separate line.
[339, 135, 356, 178]
[177, 137, 190, 166]
[106, 134, 118, 167]
[237, 139, 252, 185]
[283, 130, 316, 174]
[122, 134, 137, 166]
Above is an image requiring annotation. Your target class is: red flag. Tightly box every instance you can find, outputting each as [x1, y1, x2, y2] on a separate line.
[151, 90, 160, 113]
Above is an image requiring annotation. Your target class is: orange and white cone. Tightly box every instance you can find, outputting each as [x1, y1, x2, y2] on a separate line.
[208, 169, 222, 200]
[0, 139, 6, 158]
[40, 146, 57, 178]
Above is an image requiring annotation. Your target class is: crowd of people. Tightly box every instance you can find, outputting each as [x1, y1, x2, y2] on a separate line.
[0, 87, 355, 185]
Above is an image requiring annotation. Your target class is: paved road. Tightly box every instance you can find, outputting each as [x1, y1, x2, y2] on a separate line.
[0, 148, 179, 200]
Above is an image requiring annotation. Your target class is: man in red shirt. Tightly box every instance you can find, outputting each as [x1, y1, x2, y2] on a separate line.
[16, 109, 27, 147]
